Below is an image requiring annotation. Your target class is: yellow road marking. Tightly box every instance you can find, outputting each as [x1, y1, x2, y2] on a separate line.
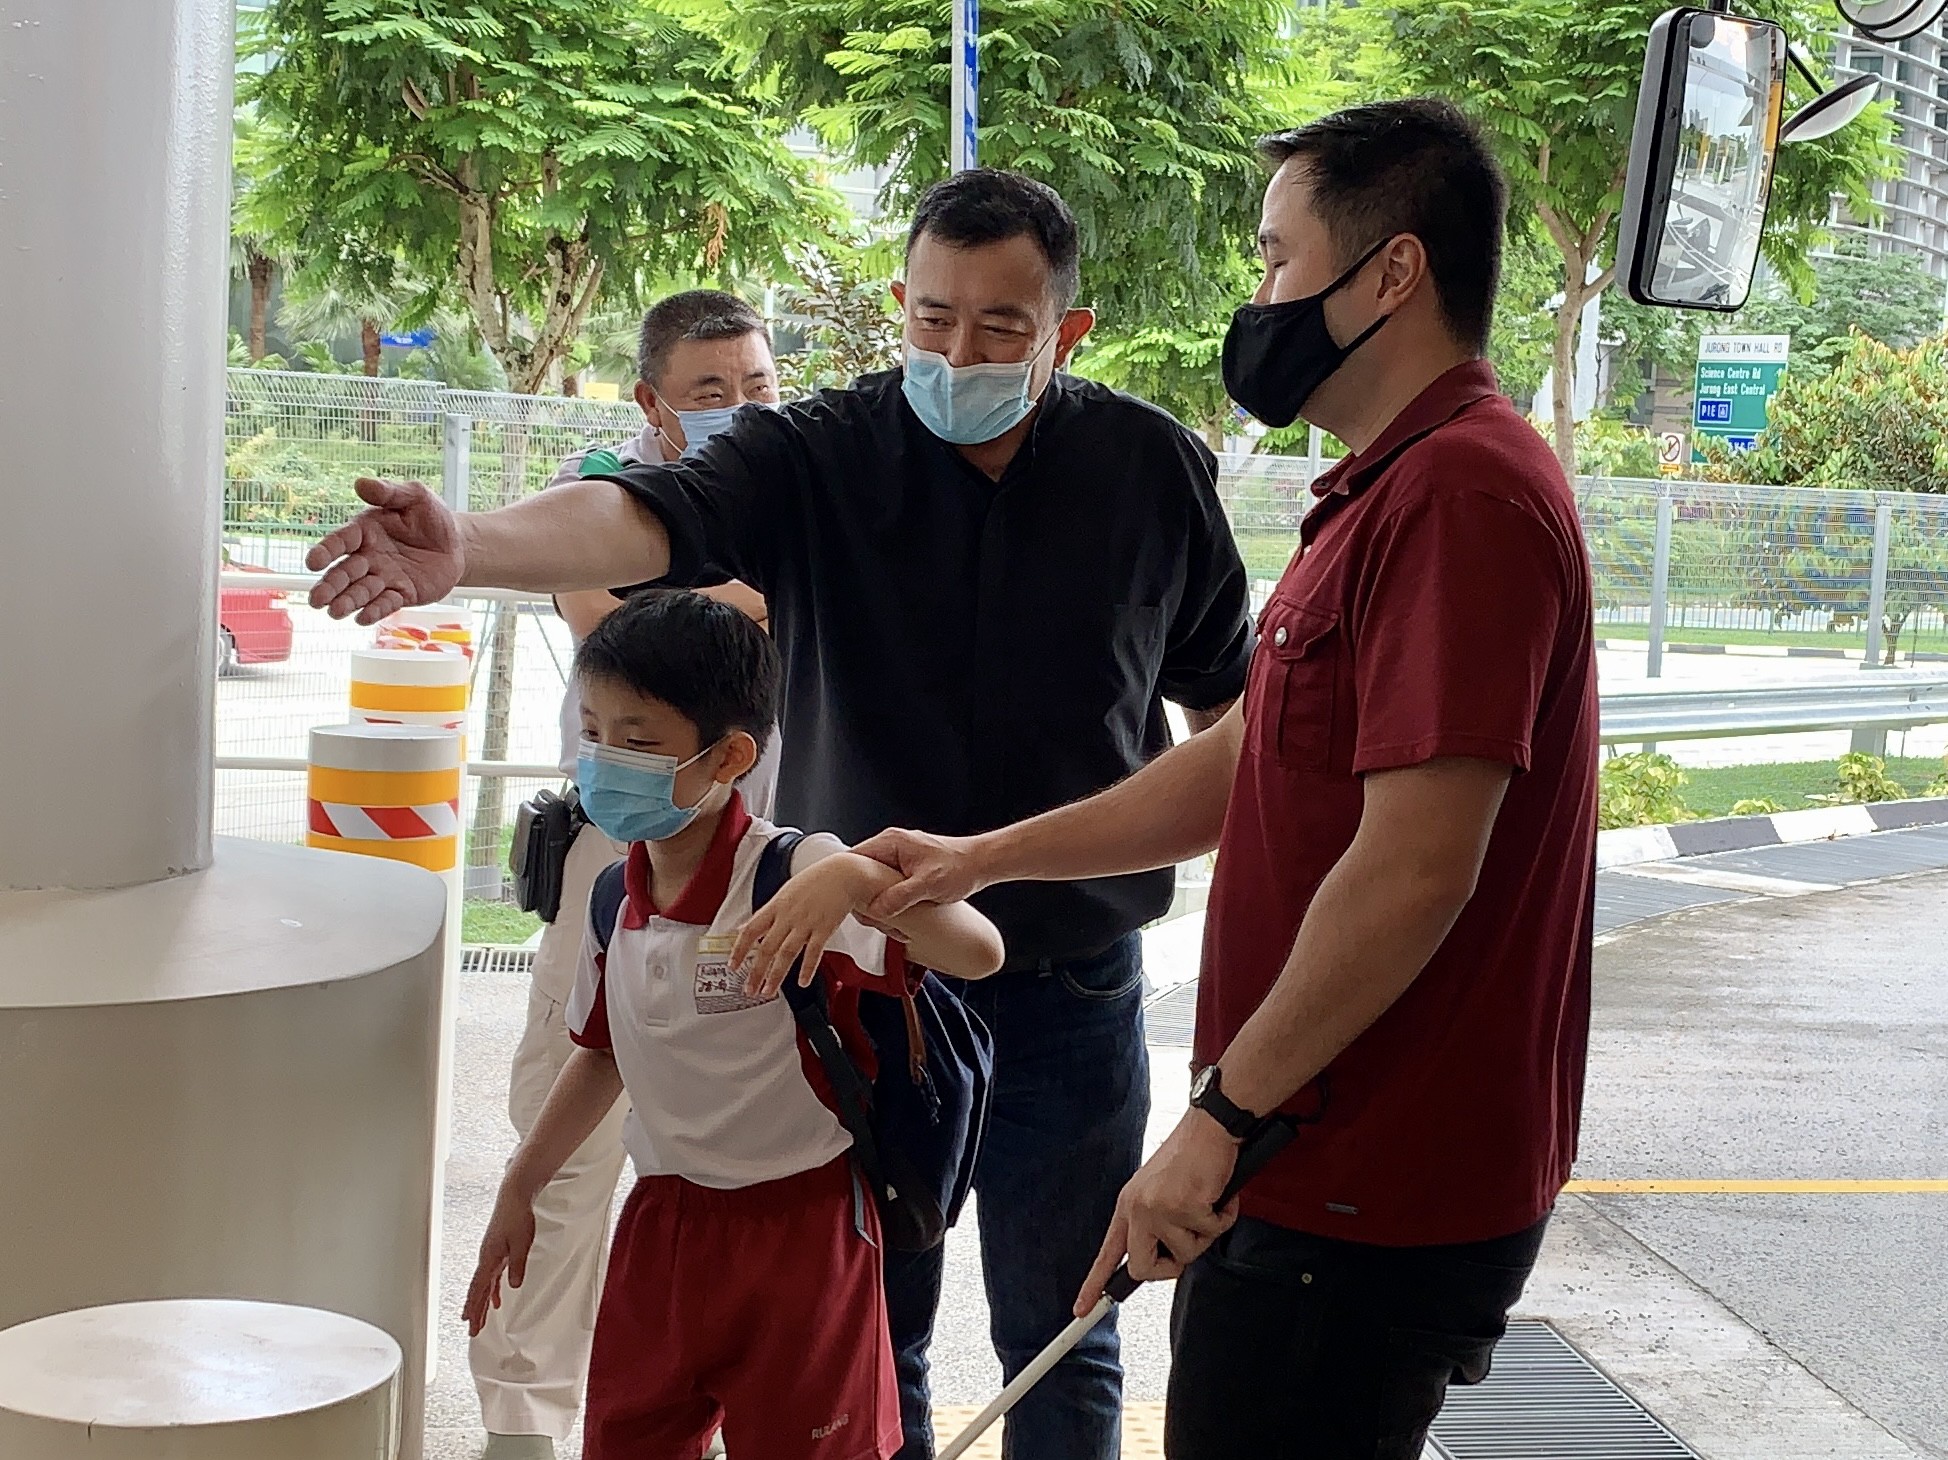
[934, 1402, 1166, 1457]
[1568, 1179, 1948, 1194]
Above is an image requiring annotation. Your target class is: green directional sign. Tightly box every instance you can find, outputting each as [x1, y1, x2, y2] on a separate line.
[1692, 334, 1789, 461]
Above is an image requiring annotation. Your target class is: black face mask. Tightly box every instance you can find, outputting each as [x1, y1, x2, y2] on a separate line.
[1221, 238, 1394, 429]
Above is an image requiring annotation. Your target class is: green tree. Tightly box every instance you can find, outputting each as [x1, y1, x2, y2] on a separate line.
[775, 244, 905, 395]
[736, 0, 1285, 331]
[1722, 242, 1941, 367]
[1389, 0, 1897, 478]
[245, 0, 834, 396]
[1490, 216, 1562, 407]
[1076, 315, 1235, 449]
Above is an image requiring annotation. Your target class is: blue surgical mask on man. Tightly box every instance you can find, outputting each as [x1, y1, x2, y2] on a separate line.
[669, 405, 744, 458]
[576, 739, 719, 843]
[901, 336, 1056, 445]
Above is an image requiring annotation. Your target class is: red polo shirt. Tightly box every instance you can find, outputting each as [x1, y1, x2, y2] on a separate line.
[1197, 361, 1598, 1247]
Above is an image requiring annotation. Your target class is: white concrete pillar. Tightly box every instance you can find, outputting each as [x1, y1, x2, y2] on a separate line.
[0, 10, 449, 1458]
[0, 0, 233, 890]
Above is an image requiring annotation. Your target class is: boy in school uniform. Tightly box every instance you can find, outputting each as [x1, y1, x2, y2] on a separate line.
[465, 592, 1005, 1460]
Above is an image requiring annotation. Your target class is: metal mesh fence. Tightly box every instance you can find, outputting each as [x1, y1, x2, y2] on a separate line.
[215, 371, 1948, 904]
[1577, 477, 1948, 664]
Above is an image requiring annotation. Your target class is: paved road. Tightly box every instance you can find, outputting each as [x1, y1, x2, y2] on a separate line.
[1574, 872, 1948, 1457]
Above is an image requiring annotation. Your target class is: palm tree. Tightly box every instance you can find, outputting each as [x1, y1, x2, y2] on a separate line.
[277, 258, 411, 378]
[231, 113, 289, 363]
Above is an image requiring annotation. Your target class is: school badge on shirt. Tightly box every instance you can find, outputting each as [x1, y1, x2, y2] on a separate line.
[694, 933, 768, 1015]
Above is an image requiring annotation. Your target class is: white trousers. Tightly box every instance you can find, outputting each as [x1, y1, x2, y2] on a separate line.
[471, 824, 630, 1441]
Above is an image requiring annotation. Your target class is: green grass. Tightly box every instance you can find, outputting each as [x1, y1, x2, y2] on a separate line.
[1596, 621, 1948, 656]
[463, 899, 541, 946]
[1676, 757, 1945, 818]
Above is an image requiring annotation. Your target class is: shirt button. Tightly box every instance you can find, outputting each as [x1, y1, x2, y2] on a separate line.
[1274, 626, 1289, 647]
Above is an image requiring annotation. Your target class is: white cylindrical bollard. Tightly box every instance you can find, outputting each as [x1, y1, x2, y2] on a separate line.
[349, 648, 474, 743]
[306, 723, 465, 1389]
[0, 0, 232, 891]
[0, 1299, 402, 1459]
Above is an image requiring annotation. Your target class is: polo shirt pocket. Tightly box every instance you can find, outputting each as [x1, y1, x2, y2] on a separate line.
[1250, 600, 1339, 768]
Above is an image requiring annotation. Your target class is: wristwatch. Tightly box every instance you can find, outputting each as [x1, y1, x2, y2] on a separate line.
[1188, 1064, 1263, 1141]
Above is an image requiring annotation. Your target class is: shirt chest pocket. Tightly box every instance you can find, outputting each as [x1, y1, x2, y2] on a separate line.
[1244, 599, 1341, 769]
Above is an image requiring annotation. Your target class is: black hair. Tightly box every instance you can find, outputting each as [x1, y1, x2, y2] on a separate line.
[636, 290, 769, 387]
[1257, 98, 1508, 352]
[575, 592, 780, 756]
[905, 169, 1082, 311]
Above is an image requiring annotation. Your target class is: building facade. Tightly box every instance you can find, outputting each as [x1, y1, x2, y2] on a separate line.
[1831, 25, 1948, 283]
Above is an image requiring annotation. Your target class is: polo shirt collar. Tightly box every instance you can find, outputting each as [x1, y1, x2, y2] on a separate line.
[621, 790, 752, 929]
[1311, 360, 1502, 501]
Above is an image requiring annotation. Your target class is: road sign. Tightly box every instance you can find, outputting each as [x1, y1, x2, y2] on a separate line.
[379, 328, 435, 349]
[951, 0, 978, 172]
[1658, 431, 1686, 475]
[1691, 334, 1788, 461]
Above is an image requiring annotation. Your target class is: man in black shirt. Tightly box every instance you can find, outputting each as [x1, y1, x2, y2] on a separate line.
[306, 170, 1253, 1460]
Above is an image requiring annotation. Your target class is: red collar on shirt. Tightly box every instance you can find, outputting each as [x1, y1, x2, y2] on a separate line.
[621, 790, 752, 929]
[1310, 359, 1503, 502]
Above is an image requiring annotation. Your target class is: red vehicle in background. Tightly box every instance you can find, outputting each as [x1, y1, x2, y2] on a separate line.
[219, 554, 294, 675]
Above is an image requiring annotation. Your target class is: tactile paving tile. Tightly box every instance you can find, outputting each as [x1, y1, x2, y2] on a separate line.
[932, 1401, 1168, 1457]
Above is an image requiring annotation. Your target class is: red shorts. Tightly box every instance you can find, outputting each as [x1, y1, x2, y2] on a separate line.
[584, 1156, 901, 1460]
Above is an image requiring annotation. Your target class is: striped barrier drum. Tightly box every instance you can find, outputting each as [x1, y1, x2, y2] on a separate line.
[306, 724, 463, 873]
[349, 648, 471, 757]
[376, 603, 475, 658]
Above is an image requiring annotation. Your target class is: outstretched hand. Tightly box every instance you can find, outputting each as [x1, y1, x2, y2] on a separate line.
[306, 477, 465, 623]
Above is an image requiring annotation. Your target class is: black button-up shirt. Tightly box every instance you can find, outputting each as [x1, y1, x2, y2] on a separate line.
[599, 369, 1253, 968]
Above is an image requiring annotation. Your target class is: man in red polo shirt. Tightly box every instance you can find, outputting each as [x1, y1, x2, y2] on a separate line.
[860, 97, 1598, 1456]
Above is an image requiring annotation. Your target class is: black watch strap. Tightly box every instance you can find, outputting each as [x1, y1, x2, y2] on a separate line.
[1191, 1065, 1263, 1141]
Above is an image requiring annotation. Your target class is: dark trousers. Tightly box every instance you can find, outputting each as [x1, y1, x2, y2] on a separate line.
[1166, 1212, 1550, 1460]
[885, 935, 1151, 1460]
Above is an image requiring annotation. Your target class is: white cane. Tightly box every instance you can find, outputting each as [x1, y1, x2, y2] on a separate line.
[937, 1116, 1300, 1460]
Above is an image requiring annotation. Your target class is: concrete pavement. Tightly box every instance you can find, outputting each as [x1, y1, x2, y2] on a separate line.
[426, 864, 1948, 1459]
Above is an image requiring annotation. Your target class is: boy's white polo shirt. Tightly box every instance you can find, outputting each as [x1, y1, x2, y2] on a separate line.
[566, 792, 907, 1189]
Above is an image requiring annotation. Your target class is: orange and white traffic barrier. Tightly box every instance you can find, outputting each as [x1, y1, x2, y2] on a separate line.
[306, 723, 463, 873]
[349, 647, 471, 755]
[376, 603, 475, 658]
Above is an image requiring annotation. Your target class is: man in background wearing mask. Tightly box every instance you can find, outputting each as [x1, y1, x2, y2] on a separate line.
[305, 169, 1253, 1460]
[861, 100, 1600, 1458]
[471, 290, 780, 1460]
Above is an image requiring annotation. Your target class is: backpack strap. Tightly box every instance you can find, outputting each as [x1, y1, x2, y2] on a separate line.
[589, 858, 629, 955]
[755, 832, 900, 1207]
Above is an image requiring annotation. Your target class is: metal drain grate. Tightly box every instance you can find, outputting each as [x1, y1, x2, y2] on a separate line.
[1427, 1320, 1698, 1459]
[461, 944, 537, 977]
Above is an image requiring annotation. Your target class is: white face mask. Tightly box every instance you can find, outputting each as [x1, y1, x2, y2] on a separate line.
[900, 335, 1056, 445]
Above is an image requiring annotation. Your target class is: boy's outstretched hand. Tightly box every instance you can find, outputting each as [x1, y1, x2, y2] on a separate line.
[732, 851, 896, 1001]
[464, 1181, 540, 1338]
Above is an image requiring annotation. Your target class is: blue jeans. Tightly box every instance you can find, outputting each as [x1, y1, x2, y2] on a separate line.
[886, 934, 1151, 1460]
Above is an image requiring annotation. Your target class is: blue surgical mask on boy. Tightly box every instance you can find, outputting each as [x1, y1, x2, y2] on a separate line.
[900, 338, 1054, 445]
[577, 739, 719, 843]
